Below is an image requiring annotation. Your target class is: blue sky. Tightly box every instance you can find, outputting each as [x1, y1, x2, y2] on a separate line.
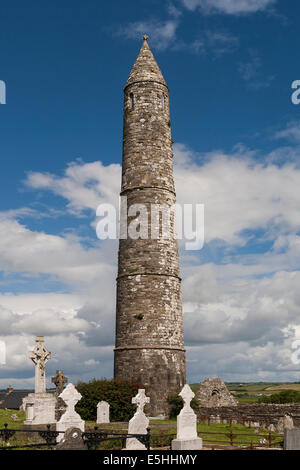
[1, 0, 300, 388]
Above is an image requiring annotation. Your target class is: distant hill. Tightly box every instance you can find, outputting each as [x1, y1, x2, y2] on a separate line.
[190, 382, 300, 404]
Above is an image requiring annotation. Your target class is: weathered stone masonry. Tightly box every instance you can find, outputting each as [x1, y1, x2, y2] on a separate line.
[114, 37, 186, 415]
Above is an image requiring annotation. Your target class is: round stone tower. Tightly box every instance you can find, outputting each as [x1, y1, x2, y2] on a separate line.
[114, 36, 186, 416]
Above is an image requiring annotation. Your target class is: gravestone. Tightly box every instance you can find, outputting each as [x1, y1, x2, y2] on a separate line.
[277, 415, 294, 433]
[126, 389, 150, 450]
[55, 427, 87, 451]
[284, 415, 294, 430]
[52, 370, 68, 397]
[56, 384, 85, 442]
[284, 428, 300, 450]
[52, 370, 68, 421]
[97, 401, 110, 424]
[22, 336, 56, 426]
[171, 384, 202, 450]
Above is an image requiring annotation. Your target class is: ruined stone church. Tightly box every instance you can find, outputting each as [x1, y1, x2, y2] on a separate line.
[114, 36, 186, 415]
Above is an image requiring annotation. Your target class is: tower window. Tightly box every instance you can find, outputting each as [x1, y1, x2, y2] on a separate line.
[161, 95, 165, 110]
[130, 93, 135, 109]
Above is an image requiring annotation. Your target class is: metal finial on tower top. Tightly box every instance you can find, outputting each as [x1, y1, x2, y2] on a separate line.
[143, 34, 149, 41]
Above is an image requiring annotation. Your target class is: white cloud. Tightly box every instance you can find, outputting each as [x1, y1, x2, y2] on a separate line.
[174, 143, 300, 245]
[25, 160, 121, 216]
[181, 0, 277, 15]
[168, 3, 183, 18]
[275, 121, 300, 143]
[238, 50, 275, 89]
[2, 135, 300, 385]
[0, 292, 83, 315]
[26, 146, 300, 249]
[0, 333, 114, 389]
[183, 268, 300, 345]
[0, 216, 116, 285]
[117, 19, 179, 51]
[190, 30, 239, 56]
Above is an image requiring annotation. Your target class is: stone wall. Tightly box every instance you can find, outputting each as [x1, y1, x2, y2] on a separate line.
[197, 378, 238, 407]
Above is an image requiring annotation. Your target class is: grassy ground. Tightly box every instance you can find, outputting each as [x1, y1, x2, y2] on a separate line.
[0, 410, 52, 450]
[0, 409, 283, 450]
[0, 409, 25, 429]
[87, 419, 283, 450]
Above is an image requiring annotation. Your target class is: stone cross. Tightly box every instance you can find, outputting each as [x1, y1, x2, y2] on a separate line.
[59, 384, 81, 415]
[56, 384, 85, 442]
[29, 336, 51, 394]
[132, 389, 150, 414]
[171, 384, 202, 450]
[52, 370, 68, 397]
[179, 384, 195, 410]
[126, 389, 150, 450]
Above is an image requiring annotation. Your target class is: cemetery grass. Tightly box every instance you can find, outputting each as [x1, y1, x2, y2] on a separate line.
[86, 420, 282, 450]
[0, 409, 49, 450]
[0, 411, 282, 450]
[0, 409, 25, 429]
[151, 420, 282, 449]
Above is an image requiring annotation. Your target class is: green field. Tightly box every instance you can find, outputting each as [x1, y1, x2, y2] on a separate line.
[0, 409, 25, 429]
[87, 418, 283, 449]
[191, 382, 300, 403]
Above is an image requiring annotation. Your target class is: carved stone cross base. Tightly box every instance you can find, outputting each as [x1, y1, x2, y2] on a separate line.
[22, 393, 56, 426]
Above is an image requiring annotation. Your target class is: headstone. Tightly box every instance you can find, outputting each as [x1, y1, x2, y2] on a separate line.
[284, 415, 294, 430]
[52, 370, 68, 421]
[52, 370, 68, 397]
[126, 389, 150, 450]
[277, 415, 293, 434]
[22, 336, 56, 426]
[171, 384, 202, 450]
[55, 427, 87, 451]
[97, 401, 110, 424]
[30, 335, 51, 394]
[284, 428, 300, 450]
[56, 384, 85, 442]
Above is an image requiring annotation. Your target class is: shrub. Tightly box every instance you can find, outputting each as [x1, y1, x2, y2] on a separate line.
[167, 393, 199, 419]
[75, 378, 143, 422]
[258, 390, 300, 404]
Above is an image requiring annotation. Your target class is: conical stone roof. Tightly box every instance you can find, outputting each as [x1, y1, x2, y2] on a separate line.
[125, 36, 167, 88]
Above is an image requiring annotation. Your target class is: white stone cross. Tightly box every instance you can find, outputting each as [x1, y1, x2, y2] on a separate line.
[29, 336, 51, 394]
[171, 384, 202, 450]
[179, 384, 195, 410]
[59, 384, 82, 414]
[132, 389, 150, 414]
[126, 389, 150, 450]
[56, 384, 84, 443]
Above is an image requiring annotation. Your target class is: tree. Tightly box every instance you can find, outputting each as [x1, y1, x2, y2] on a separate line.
[258, 390, 300, 404]
[75, 378, 143, 422]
